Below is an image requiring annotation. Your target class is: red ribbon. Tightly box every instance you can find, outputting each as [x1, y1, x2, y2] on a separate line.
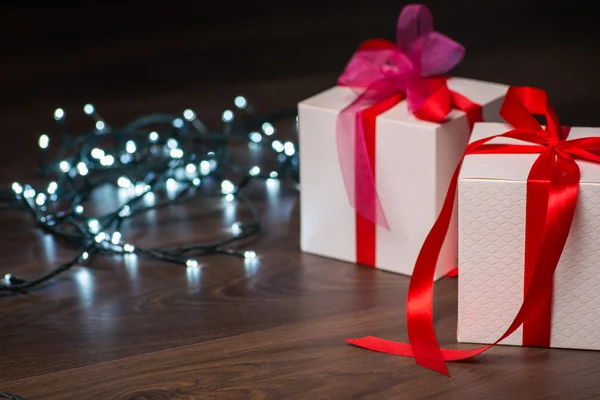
[347, 86, 600, 375]
[351, 83, 482, 267]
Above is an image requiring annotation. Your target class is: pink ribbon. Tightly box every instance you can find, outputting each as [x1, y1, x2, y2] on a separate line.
[336, 4, 465, 228]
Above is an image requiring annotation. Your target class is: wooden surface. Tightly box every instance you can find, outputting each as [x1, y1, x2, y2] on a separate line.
[1, 2, 600, 399]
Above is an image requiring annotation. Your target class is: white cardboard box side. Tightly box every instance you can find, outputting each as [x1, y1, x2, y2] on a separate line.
[299, 77, 506, 278]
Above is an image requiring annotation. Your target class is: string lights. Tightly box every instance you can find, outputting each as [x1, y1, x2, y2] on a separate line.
[0, 97, 298, 294]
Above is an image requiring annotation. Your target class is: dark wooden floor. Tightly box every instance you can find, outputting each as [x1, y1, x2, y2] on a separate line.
[1, 2, 600, 399]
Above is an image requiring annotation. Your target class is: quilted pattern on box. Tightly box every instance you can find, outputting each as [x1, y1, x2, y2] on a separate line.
[458, 178, 600, 350]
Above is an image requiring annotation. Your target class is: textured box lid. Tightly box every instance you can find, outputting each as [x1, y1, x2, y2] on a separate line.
[460, 123, 600, 184]
[299, 77, 507, 127]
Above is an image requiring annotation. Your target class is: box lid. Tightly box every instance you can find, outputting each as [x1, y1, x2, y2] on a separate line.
[299, 77, 507, 127]
[460, 123, 600, 184]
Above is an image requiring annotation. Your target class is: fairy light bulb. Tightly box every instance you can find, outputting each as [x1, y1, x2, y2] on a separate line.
[100, 155, 114, 166]
[149, 131, 159, 142]
[284, 142, 295, 156]
[172, 118, 184, 128]
[166, 138, 178, 149]
[249, 166, 260, 176]
[183, 109, 195, 121]
[23, 186, 35, 199]
[88, 219, 100, 234]
[185, 163, 196, 174]
[35, 193, 47, 206]
[77, 162, 89, 176]
[11, 182, 23, 195]
[95, 121, 105, 131]
[249, 132, 262, 143]
[47, 181, 58, 194]
[91, 148, 105, 159]
[54, 108, 65, 120]
[83, 104, 95, 115]
[81, 252, 89, 261]
[272, 140, 284, 152]
[38, 134, 49, 149]
[170, 148, 183, 158]
[221, 180, 235, 194]
[111, 232, 121, 244]
[234, 96, 247, 109]
[119, 205, 131, 217]
[269, 171, 278, 178]
[262, 122, 275, 136]
[125, 140, 137, 154]
[75, 205, 84, 214]
[59, 160, 71, 173]
[244, 250, 256, 259]
[94, 232, 107, 243]
[186, 259, 199, 268]
[221, 110, 234, 122]
[117, 176, 132, 188]
[123, 243, 135, 253]
[231, 222, 243, 235]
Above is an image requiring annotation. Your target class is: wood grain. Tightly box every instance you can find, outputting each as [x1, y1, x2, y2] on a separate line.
[1, 2, 599, 399]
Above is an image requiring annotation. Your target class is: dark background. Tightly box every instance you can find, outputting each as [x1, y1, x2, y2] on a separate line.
[0, 1, 598, 124]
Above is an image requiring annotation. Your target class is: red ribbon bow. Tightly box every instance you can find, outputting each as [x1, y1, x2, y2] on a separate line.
[347, 86, 600, 375]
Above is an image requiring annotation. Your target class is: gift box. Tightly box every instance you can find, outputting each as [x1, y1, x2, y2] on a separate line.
[458, 122, 600, 350]
[299, 80, 506, 279]
[346, 86, 600, 376]
[297, 4, 507, 279]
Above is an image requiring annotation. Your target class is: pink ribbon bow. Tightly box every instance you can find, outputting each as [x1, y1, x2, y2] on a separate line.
[336, 4, 465, 228]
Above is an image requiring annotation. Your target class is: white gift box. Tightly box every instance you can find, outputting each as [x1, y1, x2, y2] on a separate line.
[298, 77, 507, 279]
[458, 123, 600, 349]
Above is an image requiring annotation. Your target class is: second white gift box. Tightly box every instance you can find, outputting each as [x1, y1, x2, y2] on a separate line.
[299, 78, 507, 279]
[458, 122, 600, 350]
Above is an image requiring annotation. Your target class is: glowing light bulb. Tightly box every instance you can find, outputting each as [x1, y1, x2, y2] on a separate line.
[269, 171, 278, 178]
[166, 178, 177, 191]
[284, 142, 295, 156]
[95, 232, 107, 243]
[192, 178, 201, 186]
[54, 108, 65, 120]
[123, 243, 135, 253]
[91, 148, 105, 159]
[244, 250, 256, 259]
[170, 148, 183, 158]
[59, 160, 71, 173]
[47, 181, 58, 194]
[35, 193, 47, 206]
[249, 166, 260, 176]
[149, 131, 159, 142]
[81, 252, 89, 261]
[221, 180, 235, 194]
[23, 186, 36, 198]
[95, 120, 105, 131]
[172, 118, 184, 128]
[249, 132, 262, 143]
[186, 259, 199, 268]
[231, 222, 243, 235]
[4, 273, 12, 283]
[88, 219, 100, 234]
[83, 104, 95, 115]
[262, 122, 275, 136]
[272, 140, 284, 152]
[11, 182, 23, 194]
[221, 110, 234, 122]
[185, 163, 196, 174]
[225, 193, 234, 202]
[167, 138, 178, 149]
[125, 140, 137, 154]
[75, 205, 84, 214]
[100, 155, 114, 166]
[183, 109, 196, 121]
[234, 96, 247, 109]
[120, 154, 132, 164]
[111, 231, 121, 244]
[117, 176, 132, 188]
[38, 134, 49, 149]
[119, 205, 131, 217]
[77, 162, 89, 176]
